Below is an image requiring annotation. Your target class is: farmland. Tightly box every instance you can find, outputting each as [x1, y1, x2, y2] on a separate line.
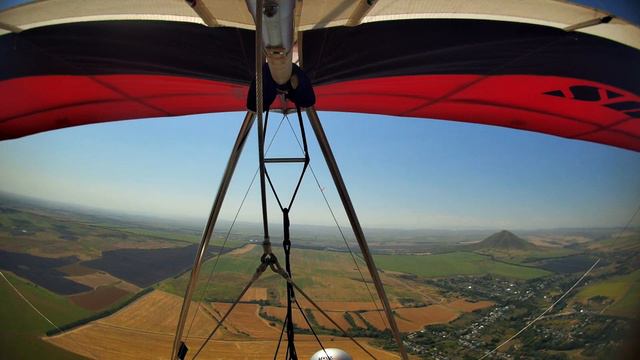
[2, 196, 639, 359]
[65, 271, 140, 293]
[364, 305, 459, 332]
[575, 270, 640, 318]
[0, 203, 242, 310]
[0, 201, 264, 359]
[46, 290, 401, 359]
[352, 300, 493, 333]
[46, 288, 492, 359]
[0, 206, 188, 260]
[374, 251, 551, 279]
[0, 250, 91, 294]
[82, 244, 226, 287]
[0, 271, 90, 360]
[69, 286, 132, 311]
[532, 254, 601, 273]
[160, 245, 448, 306]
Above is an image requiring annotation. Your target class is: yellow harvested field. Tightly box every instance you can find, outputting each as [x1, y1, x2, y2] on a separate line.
[262, 306, 311, 329]
[58, 263, 98, 276]
[66, 272, 140, 293]
[315, 301, 382, 311]
[361, 302, 481, 332]
[66, 272, 119, 288]
[228, 244, 256, 256]
[350, 312, 368, 329]
[46, 290, 402, 359]
[394, 306, 459, 332]
[113, 281, 142, 294]
[312, 310, 351, 331]
[209, 302, 280, 338]
[527, 235, 591, 247]
[47, 328, 400, 360]
[239, 287, 268, 302]
[446, 299, 494, 312]
[295, 298, 389, 311]
[97, 290, 230, 339]
[361, 311, 390, 331]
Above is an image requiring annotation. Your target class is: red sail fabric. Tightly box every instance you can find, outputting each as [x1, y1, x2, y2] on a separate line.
[314, 75, 640, 151]
[1, 74, 637, 151]
[1, 20, 638, 151]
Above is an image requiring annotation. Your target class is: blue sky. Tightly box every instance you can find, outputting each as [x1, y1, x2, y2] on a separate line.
[1, 111, 639, 230]
[0, 0, 638, 230]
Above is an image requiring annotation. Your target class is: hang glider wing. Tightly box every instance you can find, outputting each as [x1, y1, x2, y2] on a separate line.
[0, 0, 638, 151]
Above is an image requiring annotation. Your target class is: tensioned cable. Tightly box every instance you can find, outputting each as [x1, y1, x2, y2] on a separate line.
[1, 272, 58, 332]
[478, 199, 640, 359]
[185, 115, 287, 340]
[188, 208, 378, 360]
[0, 271, 100, 360]
[261, 106, 311, 360]
[283, 114, 389, 330]
[276, 268, 378, 359]
[190, 110, 307, 359]
[293, 298, 330, 359]
[273, 316, 288, 360]
[478, 258, 600, 360]
[192, 262, 269, 359]
[619, 201, 640, 264]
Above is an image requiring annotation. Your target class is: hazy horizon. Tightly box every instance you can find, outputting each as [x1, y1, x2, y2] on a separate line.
[2, 110, 639, 232]
[3, 190, 639, 246]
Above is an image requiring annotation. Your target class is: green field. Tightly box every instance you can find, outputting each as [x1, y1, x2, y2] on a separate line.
[160, 246, 366, 302]
[160, 245, 268, 301]
[587, 233, 640, 253]
[575, 269, 640, 318]
[159, 246, 435, 303]
[374, 251, 551, 280]
[161, 248, 548, 305]
[0, 271, 91, 359]
[477, 247, 578, 264]
[0, 206, 214, 260]
[608, 281, 640, 318]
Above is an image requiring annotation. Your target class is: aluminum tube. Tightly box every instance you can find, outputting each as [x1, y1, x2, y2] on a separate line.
[264, 157, 307, 163]
[246, 0, 295, 85]
[255, 0, 271, 245]
[171, 111, 256, 360]
[306, 107, 409, 360]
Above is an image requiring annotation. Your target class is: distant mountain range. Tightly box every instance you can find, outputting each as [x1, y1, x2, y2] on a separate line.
[469, 230, 537, 251]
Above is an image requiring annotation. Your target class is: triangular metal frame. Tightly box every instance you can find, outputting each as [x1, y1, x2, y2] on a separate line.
[173, 0, 406, 357]
[171, 107, 408, 360]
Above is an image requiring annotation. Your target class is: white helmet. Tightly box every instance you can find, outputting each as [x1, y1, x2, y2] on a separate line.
[309, 348, 352, 360]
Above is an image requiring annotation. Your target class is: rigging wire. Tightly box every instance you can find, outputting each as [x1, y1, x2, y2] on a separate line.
[0, 271, 100, 360]
[1, 272, 59, 332]
[192, 261, 270, 359]
[184, 114, 287, 340]
[283, 114, 389, 330]
[273, 317, 288, 360]
[262, 107, 310, 360]
[620, 200, 640, 233]
[478, 258, 600, 360]
[618, 201, 640, 264]
[278, 268, 378, 359]
[479, 199, 640, 359]
[181, 109, 380, 360]
[294, 298, 330, 359]
[189, 110, 392, 359]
